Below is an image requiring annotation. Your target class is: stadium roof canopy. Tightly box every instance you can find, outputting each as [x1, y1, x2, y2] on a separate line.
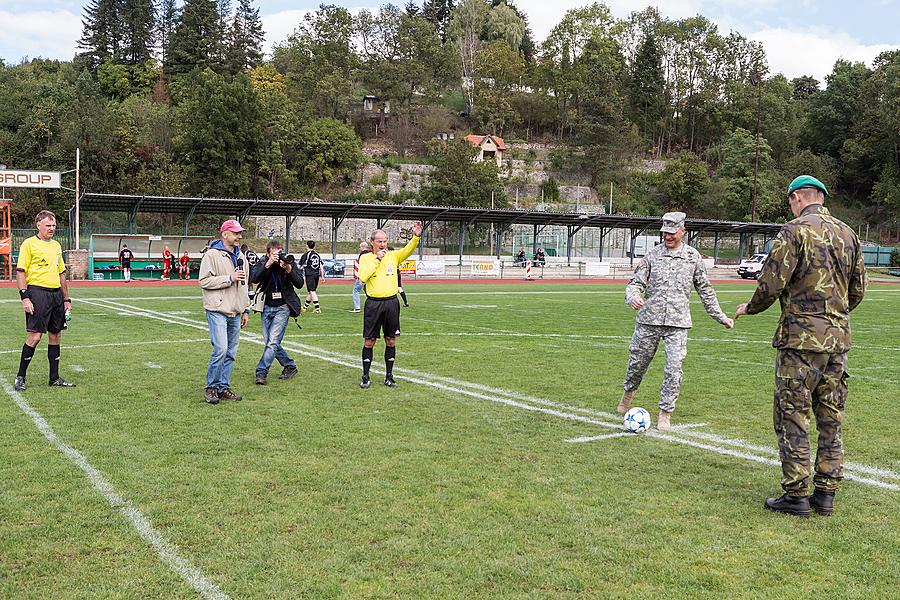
[79, 193, 783, 236]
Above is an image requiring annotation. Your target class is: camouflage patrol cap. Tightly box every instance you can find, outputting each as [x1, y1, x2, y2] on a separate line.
[660, 211, 686, 234]
[787, 175, 829, 197]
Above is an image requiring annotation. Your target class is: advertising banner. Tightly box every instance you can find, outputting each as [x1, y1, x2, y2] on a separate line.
[470, 259, 501, 277]
[416, 260, 445, 276]
[0, 170, 61, 188]
[399, 259, 417, 275]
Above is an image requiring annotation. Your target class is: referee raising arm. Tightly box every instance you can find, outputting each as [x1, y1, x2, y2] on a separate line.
[358, 221, 423, 389]
[14, 210, 76, 391]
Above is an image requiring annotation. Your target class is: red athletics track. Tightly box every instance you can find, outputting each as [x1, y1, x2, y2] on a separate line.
[1, 278, 897, 288]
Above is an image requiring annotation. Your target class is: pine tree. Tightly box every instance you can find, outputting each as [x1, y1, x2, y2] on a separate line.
[166, 0, 224, 76]
[157, 0, 179, 64]
[423, 0, 454, 43]
[119, 0, 157, 65]
[628, 31, 666, 152]
[77, 0, 121, 70]
[224, 0, 264, 74]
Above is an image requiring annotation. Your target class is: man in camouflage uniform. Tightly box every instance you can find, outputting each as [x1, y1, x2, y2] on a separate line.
[736, 175, 866, 518]
[618, 211, 734, 431]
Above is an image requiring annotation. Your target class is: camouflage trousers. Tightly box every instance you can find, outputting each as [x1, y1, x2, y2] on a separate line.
[623, 323, 689, 413]
[774, 349, 848, 495]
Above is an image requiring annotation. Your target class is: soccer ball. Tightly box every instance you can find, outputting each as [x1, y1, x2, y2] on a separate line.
[623, 407, 651, 433]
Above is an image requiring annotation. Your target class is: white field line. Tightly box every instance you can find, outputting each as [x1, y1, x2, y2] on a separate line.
[0, 338, 210, 356]
[0, 377, 230, 600]
[86, 298, 900, 491]
[69, 365, 85, 372]
[145, 362, 162, 369]
[566, 432, 633, 443]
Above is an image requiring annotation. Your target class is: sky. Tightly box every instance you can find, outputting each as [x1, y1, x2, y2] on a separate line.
[1, 0, 897, 82]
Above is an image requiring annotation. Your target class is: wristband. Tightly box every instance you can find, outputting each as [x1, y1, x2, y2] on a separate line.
[64, 298, 72, 303]
[20, 289, 29, 300]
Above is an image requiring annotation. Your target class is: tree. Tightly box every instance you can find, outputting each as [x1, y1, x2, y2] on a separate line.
[173, 69, 263, 196]
[449, 0, 489, 114]
[272, 5, 357, 119]
[224, 0, 265, 74]
[661, 152, 709, 211]
[249, 65, 302, 196]
[484, 1, 525, 52]
[711, 127, 781, 221]
[157, 0, 179, 65]
[166, 0, 223, 76]
[627, 30, 666, 150]
[473, 40, 524, 134]
[791, 75, 819, 101]
[295, 118, 363, 190]
[77, 0, 121, 70]
[119, 0, 157, 66]
[421, 139, 505, 207]
[422, 0, 455, 44]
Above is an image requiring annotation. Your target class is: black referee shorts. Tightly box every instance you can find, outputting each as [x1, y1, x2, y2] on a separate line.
[363, 296, 401, 339]
[26, 286, 66, 334]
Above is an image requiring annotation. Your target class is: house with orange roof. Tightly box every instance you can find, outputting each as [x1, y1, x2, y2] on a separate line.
[464, 134, 505, 167]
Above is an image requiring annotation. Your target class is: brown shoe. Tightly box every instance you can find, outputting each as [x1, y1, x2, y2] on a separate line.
[205, 387, 220, 404]
[656, 410, 671, 431]
[617, 389, 636, 415]
[218, 388, 242, 401]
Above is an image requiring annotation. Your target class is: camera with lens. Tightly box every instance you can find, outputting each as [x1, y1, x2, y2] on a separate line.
[277, 252, 295, 265]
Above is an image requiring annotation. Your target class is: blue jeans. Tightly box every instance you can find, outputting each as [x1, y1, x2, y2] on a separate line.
[352, 278, 365, 310]
[256, 305, 295, 374]
[206, 310, 241, 391]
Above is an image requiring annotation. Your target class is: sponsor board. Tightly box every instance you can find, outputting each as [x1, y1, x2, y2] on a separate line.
[0, 170, 61, 188]
[416, 260, 445, 276]
[399, 259, 417, 275]
[470, 259, 501, 277]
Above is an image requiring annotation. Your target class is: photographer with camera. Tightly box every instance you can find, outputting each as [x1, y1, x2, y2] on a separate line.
[249, 240, 305, 385]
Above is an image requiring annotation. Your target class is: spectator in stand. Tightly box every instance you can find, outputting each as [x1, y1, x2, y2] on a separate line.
[119, 244, 134, 282]
[515, 249, 527, 267]
[534, 247, 546, 266]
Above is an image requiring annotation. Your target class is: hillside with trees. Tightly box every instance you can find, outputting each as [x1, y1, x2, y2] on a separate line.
[0, 0, 897, 234]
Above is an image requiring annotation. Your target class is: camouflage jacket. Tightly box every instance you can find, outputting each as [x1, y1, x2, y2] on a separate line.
[746, 204, 867, 352]
[625, 242, 729, 329]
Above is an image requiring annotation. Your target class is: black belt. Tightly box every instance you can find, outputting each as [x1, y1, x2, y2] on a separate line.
[366, 295, 396, 302]
[28, 285, 62, 292]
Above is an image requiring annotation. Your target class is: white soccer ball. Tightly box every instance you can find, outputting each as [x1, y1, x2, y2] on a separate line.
[623, 407, 651, 433]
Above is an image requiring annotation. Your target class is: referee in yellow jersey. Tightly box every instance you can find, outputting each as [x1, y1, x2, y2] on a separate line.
[15, 210, 75, 391]
[358, 221, 423, 388]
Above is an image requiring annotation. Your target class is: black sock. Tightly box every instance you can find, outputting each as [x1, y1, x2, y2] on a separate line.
[385, 346, 396, 376]
[313, 301, 320, 309]
[48, 344, 60, 382]
[304, 299, 310, 307]
[399, 290, 408, 305]
[18, 344, 36, 378]
[362, 347, 373, 377]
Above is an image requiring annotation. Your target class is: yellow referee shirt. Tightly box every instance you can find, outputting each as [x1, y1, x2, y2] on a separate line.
[17, 236, 66, 288]
[359, 236, 419, 298]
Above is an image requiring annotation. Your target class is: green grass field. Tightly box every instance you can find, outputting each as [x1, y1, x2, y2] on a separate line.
[1, 282, 898, 599]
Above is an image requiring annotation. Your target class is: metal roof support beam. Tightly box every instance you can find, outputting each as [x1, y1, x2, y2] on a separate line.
[183, 199, 203, 236]
[713, 232, 720, 266]
[285, 204, 310, 254]
[332, 206, 357, 259]
[458, 215, 479, 266]
[532, 223, 549, 255]
[420, 210, 447, 260]
[377, 207, 405, 229]
[238, 201, 258, 223]
[566, 224, 586, 265]
[129, 196, 145, 234]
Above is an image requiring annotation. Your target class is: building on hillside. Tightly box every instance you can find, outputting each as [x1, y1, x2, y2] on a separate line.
[363, 95, 390, 116]
[465, 134, 505, 167]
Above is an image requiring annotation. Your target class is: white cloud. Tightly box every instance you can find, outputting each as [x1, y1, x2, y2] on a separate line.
[261, 10, 312, 53]
[0, 10, 81, 63]
[749, 27, 896, 81]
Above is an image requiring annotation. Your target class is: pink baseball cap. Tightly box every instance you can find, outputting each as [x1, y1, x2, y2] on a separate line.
[220, 219, 246, 233]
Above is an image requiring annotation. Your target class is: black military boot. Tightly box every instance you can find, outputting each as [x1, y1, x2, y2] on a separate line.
[809, 490, 835, 517]
[764, 493, 811, 517]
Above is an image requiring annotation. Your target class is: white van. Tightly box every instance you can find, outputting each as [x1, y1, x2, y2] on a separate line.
[737, 253, 768, 279]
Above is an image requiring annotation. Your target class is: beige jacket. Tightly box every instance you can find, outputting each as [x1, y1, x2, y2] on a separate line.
[199, 244, 249, 317]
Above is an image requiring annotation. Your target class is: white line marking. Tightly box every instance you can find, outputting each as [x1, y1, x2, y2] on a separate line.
[0, 339, 210, 356]
[145, 362, 162, 369]
[0, 377, 230, 600]
[69, 365, 85, 373]
[669, 423, 709, 431]
[87, 298, 900, 491]
[566, 432, 633, 443]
